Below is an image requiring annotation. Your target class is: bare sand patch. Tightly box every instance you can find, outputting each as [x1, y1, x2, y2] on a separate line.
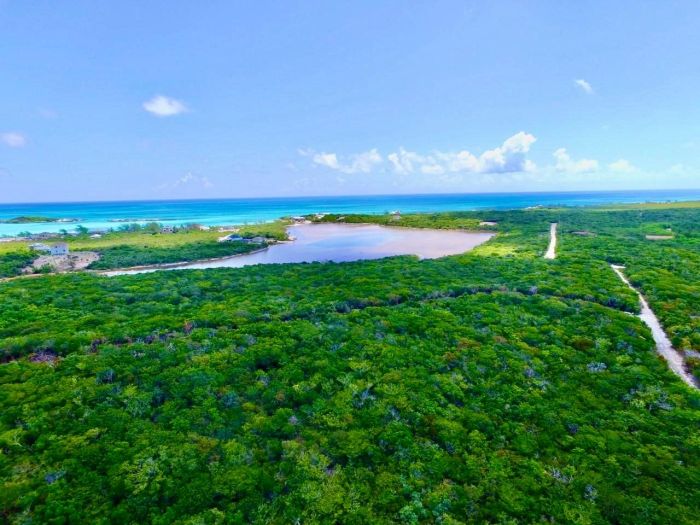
[31, 251, 99, 272]
[646, 235, 674, 240]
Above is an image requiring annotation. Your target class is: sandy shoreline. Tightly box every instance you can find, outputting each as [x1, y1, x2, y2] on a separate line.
[104, 223, 495, 275]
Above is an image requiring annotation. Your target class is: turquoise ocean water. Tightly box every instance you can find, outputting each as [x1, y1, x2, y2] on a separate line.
[1, 189, 699, 237]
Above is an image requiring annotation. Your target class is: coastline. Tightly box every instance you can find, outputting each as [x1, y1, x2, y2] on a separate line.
[2, 189, 700, 237]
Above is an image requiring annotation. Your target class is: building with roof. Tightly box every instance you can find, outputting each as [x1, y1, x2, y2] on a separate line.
[50, 243, 69, 256]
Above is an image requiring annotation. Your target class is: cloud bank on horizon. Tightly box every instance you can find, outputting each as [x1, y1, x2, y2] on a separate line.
[300, 132, 636, 182]
[301, 132, 537, 176]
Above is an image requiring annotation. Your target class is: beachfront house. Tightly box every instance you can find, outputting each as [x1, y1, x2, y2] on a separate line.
[29, 242, 69, 255]
[50, 243, 69, 256]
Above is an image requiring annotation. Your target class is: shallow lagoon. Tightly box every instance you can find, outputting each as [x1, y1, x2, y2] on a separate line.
[106, 223, 494, 275]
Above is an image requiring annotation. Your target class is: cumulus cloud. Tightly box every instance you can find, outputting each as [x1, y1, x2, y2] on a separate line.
[454, 131, 535, 173]
[553, 148, 599, 173]
[608, 159, 636, 173]
[1, 132, 27, 148]
[393, 132, 537, 175]
[574, 79, 594, 94]
[302, 148, 383, 174]
[387, 148, 433, 175]
[176, 172, 213, 188]
[158, 172, 213, 191]
[143, 95, 188, 117]
[304, 132, 537, 177]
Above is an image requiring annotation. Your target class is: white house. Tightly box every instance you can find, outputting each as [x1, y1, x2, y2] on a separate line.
[50, 243, 69, 256]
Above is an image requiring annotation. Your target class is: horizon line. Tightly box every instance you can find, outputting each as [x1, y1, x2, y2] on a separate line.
[1, 187, 699, 207]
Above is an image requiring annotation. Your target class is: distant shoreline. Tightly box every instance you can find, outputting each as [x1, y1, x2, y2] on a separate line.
[2, 188, 699, 207]
[2, 191, 700, 238]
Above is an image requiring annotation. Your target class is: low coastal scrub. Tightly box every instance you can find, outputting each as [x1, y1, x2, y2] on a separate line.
[328, 204, 700, 379]
[1, 278, 698, 523]
[86, 240, 266, 270]
[2, 203, 700, 523]
[0, 220, 289, 275]
[0, 250, 35, 278]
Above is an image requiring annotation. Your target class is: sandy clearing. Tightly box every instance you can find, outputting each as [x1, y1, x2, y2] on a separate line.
[544, 223, 557, 259]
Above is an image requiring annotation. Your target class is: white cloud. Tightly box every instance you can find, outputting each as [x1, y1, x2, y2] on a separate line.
[312, 152, 340, 171]
[304, 148, 383, 174]
[1, 132, 27, 148]
[158, 172, 213, 190]
[143, 95, 188, 117]
[312, 132, 537, 177]
[397, 132, 537, 175]
[387, 148, 432, 175]
[421, 163, 446, 175]
[176, 172, 213, 188]
[574, 79, 594, 94]
[553, 148, 599, 173]
[299, 134, 649, 182]
[608, 159, 636, 173]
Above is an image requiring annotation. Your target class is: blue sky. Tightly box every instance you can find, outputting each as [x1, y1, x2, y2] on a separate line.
[1, 1, 699, 202]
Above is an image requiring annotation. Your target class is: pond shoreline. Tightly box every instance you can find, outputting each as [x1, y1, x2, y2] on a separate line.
[104, 223, 495, 276]
[99, 246, 272, 276]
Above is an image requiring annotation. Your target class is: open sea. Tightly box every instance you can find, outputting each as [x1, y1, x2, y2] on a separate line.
[1, 189, 699, 237]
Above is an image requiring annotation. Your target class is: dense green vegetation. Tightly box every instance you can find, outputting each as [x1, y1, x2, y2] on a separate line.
[0, 221, 289, 276]
[323, 205, 700, 381]
[1, 204, 700, 523]
[0, 249, 35, 278]
[86, 240, 266, 270]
